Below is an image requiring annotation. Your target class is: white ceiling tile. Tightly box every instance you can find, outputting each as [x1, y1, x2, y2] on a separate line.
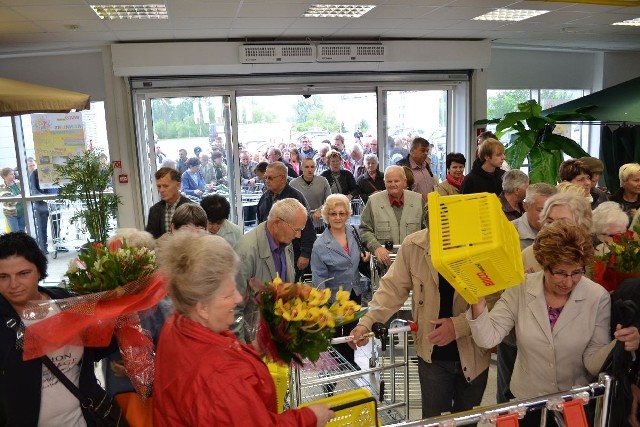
[10, 5, 97, 20]
[237, 3, 308, 18]
[171, 18, 234, 29]
[363, 5, 439, 19]
[168, 2, 241, 18]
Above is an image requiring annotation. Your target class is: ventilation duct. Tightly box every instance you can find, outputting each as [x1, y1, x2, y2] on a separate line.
[316, 44, 386, 62]
[239, 44, 316, 64]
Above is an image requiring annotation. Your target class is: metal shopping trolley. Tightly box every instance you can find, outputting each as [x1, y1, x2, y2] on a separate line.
[270, 321, 417, 425]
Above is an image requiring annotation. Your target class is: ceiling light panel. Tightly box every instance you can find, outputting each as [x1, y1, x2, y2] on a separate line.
[304, 4, 376, 18]
[90, 4, 168, 20]
[473, 8, 550, 22]
[613, 18, 640, 26]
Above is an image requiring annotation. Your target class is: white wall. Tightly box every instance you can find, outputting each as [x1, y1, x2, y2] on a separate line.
[0, 51, 106, 101]
[487, 48, 598, 89]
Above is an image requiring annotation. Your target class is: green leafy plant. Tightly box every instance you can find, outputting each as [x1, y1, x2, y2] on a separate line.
[56, 149, 120, 244]
[475, 99, 595, 184]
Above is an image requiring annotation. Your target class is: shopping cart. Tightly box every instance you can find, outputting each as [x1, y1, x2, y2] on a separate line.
[270, 321, 417, 425]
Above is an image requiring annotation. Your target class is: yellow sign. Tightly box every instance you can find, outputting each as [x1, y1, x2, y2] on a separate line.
[31, 113, 85, 188]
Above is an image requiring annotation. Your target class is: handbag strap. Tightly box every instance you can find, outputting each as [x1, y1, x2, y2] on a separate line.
[4, 316, 93, 408]
[350, 225, 366, 255]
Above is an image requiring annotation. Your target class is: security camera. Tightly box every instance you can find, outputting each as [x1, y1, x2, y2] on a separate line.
[303, 94, 311, 99]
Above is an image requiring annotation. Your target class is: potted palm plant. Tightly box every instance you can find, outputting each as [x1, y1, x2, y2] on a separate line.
[55, 149, 120, 244]
[475, 99, 595, 184]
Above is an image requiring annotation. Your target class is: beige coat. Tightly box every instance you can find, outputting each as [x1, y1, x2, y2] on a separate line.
[359, 189, 425, 252]
[467, 271, 614, 399]
[358, 228, 493, 382]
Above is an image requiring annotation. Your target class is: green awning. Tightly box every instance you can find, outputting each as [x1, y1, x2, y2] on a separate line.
[543, 76, 640, 123]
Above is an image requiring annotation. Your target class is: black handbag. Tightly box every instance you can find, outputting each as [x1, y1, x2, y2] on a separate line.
[4, 317, 128, 427]
[350, 225, 371, 279]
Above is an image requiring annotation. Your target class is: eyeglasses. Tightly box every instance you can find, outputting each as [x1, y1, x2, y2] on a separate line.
[264, 174, 284, 181]
[548, 268, 585, 280]
[329, 212, 348, 218]
[278, 217, 303, 234]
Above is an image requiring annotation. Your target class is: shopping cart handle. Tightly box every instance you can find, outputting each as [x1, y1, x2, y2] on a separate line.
[330, 321, 418, 345]
[330, 396, 378, 412]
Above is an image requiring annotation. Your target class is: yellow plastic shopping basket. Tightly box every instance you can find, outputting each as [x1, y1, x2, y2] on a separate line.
[266, 361, 290, 414]
[299, 388, 379, 427]
[427, 192, 524, 304]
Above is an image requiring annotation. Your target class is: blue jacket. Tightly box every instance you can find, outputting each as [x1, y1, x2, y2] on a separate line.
[311, 227, 366, 297]
[180, 170, 206, 196]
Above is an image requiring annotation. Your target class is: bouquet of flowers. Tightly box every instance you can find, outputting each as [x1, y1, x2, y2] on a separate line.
[21, 239, 166, 399]
[251, 276, 365, 365]
[593, 225, 640, 292]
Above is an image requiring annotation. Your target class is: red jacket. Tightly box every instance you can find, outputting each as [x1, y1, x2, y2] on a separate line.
[153, 314, 316, 426]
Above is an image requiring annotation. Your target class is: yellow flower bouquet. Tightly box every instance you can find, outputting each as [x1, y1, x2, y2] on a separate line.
[251, 277, 365, 365]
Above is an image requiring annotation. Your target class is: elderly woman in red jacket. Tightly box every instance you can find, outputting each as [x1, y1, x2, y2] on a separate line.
[153, 229, 334, 427]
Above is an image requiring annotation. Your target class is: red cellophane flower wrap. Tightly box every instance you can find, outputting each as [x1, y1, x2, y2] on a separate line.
[593, 227, 640, 293]
[21, 240, 164, 400]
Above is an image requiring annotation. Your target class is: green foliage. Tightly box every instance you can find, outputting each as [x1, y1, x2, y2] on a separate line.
[476, 99, 595, 184]
[55, 149, 120, 244]
[291, 97, 340, 132]
[151, 98, 216, 139]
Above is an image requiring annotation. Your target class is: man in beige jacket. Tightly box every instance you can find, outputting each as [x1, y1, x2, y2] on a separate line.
[350, 228, 495, 419]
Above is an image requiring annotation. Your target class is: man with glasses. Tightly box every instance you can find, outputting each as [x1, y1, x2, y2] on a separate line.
[233, 198, 308, 342]
[257, 162, 316, 281]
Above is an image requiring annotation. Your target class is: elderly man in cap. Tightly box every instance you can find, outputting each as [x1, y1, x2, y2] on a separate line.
[579, 156, 609, 208]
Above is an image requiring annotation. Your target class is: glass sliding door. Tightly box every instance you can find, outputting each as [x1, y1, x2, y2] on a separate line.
[381, 89, 449, 181]
[134, 93, 238, 226]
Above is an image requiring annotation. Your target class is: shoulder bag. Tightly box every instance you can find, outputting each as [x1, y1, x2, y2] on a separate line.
[350, 225, 371, 279]
[4, 317, 128, 427]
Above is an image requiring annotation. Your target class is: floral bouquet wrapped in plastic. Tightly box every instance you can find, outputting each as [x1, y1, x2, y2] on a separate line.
[593, 226, 640, 292]
[251, 276, 365, 366]
[21, 239, 165, 399]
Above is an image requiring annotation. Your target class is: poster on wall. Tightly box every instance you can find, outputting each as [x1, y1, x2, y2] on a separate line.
[31, 113, 85, 188]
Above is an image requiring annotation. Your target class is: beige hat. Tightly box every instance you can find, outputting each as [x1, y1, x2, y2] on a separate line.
[578, 156, 604, 174]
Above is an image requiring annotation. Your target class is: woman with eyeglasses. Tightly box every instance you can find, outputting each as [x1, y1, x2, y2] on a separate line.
[311, 194, 370, 367]
[467, 221, 640, 427]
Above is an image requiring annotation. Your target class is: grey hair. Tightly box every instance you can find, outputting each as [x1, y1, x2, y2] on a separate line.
[540, 192, 592, 232]
[524, 183, 558, 206]
[321, 194, 352, 223]
[171, 203, 208, 230]
[364, 153, 378, 164]
[384, 165, 406, 180]
[108, 228, 155, 250]
[156, 229, 239, 316]
[269, 147, 282, 157]
[592, 201, 629, 235]
[350, 144, 363, 155]
[266, 161, 287, 176]
[502, 169, 529, 193]
[267, 198, 307, 222]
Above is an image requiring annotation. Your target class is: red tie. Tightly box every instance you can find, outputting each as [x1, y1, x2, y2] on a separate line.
[391, 199, 403, 208]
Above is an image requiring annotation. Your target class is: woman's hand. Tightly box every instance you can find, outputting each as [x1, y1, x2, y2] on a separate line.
[361, 251, 371, 263]
[307, 403, 335, 427]
[470, 296, 487, 320]
[347, 325, 370, 350]
[374, 247, 391, 266]
[614, 324, 640, 352]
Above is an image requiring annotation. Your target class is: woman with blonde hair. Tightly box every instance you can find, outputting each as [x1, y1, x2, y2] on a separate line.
[311, 194, 370, 366]
[153, 230, 333, 426]
[610, 162, 640, 223]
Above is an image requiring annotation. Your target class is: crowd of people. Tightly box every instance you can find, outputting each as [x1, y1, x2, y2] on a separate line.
[2, 129, 640, 426]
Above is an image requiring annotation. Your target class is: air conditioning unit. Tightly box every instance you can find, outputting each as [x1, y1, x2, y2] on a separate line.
[316, 44, 386, 62]
[239, 44, 316, 64]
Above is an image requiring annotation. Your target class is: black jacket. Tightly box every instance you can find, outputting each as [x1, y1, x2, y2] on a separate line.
[355, 170, 385, 204]
[320, 169, 358, 198]
[256, 184, 316, 259]
[460, 158, 505, 196]
[145, 195, 193, 238]
[0, 287, 116, 427]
